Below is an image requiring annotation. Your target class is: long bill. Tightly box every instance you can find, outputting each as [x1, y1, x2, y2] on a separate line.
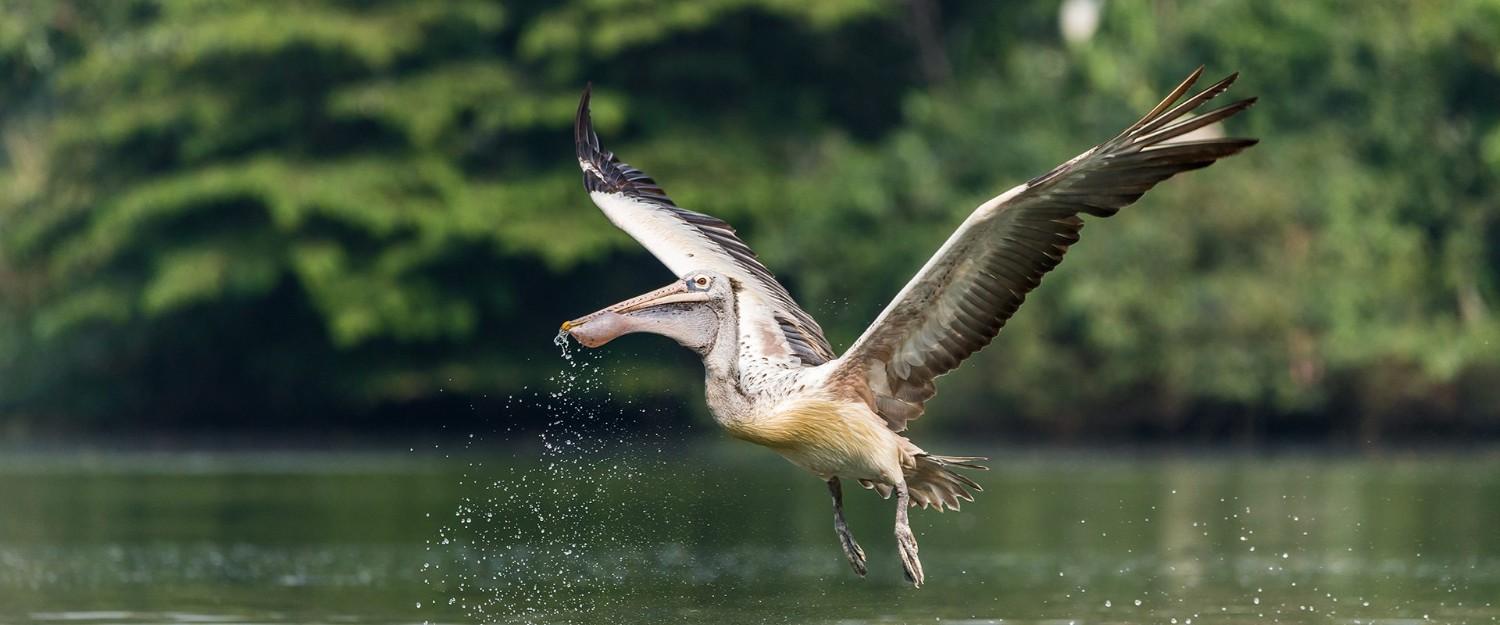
[560, 279, 706, 348]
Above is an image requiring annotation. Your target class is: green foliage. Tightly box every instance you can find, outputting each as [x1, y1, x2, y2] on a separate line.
[2, 0, 1498, 438]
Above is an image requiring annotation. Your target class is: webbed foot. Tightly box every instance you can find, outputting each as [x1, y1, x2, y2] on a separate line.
[895, 522, 924, 587]
[894, 482, 924, 587]
[827, 478, 868, 577]
[839, 527, 868, 576]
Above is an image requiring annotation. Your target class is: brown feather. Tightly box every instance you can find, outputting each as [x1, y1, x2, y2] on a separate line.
[835, 68, 1258, 432]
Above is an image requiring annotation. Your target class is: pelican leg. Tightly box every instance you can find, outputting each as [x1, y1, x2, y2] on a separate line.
[894, 481, 924, 587]
[827, 478, 867, 577]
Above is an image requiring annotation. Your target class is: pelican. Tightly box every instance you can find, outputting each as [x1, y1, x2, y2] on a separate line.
[562, 68, 1256, 586]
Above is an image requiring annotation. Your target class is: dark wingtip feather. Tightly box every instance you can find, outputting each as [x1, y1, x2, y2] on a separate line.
[1126, 72, 1244, 143]
[575, 83, 595, 162]
[1110, 66, 1207, 143]
[1137, 96, 1258, 149]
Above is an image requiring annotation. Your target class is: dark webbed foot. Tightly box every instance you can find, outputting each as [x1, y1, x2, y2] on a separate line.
[894, 482, 924, 587]
[827, 478, 868, 577]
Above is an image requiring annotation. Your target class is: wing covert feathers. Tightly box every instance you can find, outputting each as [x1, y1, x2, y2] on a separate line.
[834, 68, 1258, 432]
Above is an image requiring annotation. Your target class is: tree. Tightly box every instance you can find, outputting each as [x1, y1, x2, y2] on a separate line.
[3, 0, 1498, 440]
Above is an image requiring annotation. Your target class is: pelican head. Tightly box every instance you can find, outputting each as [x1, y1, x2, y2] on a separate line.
[562, 270, 732, 354]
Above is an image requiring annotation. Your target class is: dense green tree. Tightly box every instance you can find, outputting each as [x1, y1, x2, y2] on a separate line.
[2, 0, 1497, 440]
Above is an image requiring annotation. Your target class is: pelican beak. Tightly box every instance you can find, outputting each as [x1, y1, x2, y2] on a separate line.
[562, 280, 707, 348]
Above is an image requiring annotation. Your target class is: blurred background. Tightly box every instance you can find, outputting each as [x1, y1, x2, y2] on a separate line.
[5, 3, 1500, 624]
[3, 0, 1500, 446]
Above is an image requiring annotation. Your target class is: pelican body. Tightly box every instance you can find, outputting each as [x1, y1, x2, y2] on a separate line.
[563, 68, 1257, 586]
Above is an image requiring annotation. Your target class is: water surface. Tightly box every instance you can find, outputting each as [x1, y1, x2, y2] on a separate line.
[1, 446, 1497, 624]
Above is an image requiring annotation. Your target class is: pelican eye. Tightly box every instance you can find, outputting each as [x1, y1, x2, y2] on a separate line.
[695, 276, 710, 287]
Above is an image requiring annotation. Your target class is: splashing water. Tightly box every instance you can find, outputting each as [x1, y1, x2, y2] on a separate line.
[420, 331, 685, 624]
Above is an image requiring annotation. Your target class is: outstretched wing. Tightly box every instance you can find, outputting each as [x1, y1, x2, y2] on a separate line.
[832, 68, 1258, 431]
[574, 85, 835, 366]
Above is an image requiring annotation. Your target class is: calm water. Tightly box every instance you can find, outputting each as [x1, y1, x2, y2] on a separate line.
[1, 444, 1497, 625]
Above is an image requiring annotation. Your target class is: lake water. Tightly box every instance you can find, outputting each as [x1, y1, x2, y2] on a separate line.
[1, 444, 1497, 625]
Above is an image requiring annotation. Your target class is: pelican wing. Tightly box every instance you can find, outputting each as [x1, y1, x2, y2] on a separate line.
[833, 68, 1257, 431]
[575, 86, 835, 365]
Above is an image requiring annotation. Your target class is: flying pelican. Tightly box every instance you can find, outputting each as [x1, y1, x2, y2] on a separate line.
[562, 67, 1256, 586]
